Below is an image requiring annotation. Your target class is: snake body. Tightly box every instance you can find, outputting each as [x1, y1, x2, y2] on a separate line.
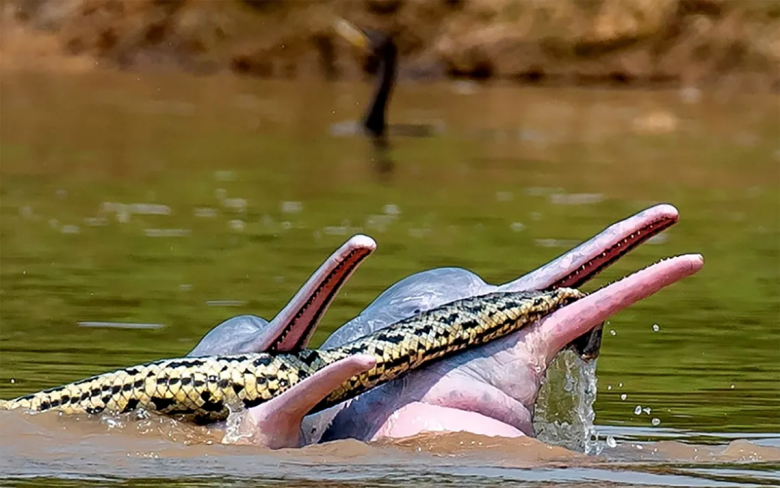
[0, 289, 582, 423]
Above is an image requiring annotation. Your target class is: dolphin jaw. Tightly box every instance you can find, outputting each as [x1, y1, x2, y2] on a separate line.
[551, 208, 679, 290]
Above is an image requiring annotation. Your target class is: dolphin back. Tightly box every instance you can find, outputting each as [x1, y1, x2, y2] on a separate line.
[322, 268, 491, 348]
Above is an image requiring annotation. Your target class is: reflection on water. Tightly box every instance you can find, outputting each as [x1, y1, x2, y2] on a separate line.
[0, 71, 778, 486]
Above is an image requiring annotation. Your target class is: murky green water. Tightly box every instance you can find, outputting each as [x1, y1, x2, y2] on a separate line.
[0, 71, 778, 487]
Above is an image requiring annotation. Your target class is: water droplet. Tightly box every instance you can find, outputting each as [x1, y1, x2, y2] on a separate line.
[636, 444, 644, 450]
[609, 329, 616, 336]
[619, 383, 623, 388]
[10, 378, 15, 384]
[634, 406, 642, 415]
[642, 407, 651, 415]
[652, 324, 660, 332]
[651, 418, 661, 426]
[606, 435, 617, 448]
[607, 385, 612, 390]
[730, 384, 735, 389]
[620, 394, 627, 401]
[510, 222, 525, 232]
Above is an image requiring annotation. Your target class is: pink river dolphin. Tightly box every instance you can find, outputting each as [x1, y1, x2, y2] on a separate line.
[188, 204, 703, 448]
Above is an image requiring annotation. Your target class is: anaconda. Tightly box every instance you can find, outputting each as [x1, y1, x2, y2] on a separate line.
[0, 288, 583, 423]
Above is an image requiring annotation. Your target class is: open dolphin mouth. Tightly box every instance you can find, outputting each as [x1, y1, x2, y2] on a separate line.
[371, 253, 704, 441]
[538, 254, 704, 364]
[268, 235, 376, 352]
[505, 204, 679, 294]
[502, 204, 681, 361]
[550, 208, 678, 290]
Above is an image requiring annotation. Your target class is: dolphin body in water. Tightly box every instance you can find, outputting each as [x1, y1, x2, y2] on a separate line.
[189, 204, 703, 448]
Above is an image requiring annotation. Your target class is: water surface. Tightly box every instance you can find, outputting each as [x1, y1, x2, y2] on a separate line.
[0, 71, 778, 486]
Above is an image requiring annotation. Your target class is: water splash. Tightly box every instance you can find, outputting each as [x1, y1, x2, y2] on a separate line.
[532, 350, 603, 455]
[222, 405, 252, 445]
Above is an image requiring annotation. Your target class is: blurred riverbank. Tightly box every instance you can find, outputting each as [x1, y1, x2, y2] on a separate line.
[2, 0, 779, 92]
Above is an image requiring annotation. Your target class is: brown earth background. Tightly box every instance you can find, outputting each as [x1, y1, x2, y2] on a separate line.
[1, 0, 779, 91]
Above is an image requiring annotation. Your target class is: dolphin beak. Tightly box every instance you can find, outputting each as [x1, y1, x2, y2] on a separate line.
[235, 354, 377, 449]
[334, 18, 370, 52]
[537, 254, 704, 366]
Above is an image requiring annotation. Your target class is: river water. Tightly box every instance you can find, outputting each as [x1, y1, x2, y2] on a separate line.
[0, 71, 778, 487]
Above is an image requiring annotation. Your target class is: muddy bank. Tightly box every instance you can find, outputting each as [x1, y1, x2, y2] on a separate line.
[3, 0, 779, 91]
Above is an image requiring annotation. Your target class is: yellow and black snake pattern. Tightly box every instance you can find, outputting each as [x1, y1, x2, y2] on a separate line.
[0, 289, 583, 423]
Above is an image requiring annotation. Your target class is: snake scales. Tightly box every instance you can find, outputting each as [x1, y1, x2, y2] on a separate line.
[0, 289, 582, 423]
